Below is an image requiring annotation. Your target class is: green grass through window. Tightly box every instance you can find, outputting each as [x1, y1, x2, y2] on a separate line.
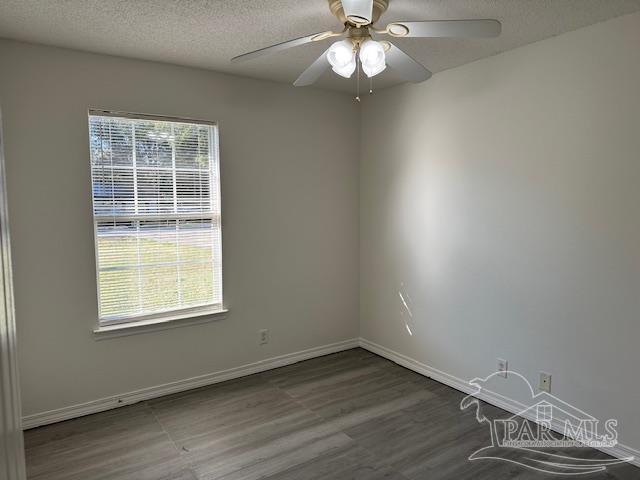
[98, 237, 215, 319]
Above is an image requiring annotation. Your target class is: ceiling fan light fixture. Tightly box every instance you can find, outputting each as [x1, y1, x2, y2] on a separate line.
[327, 39, 356, 78]
[359, 39, 386, 78]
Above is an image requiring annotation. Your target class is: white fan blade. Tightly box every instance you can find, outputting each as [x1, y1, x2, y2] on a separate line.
[231, 32, 331, 63]
[294, 47, 332, 87]
[387, 19, 501, 38]
[342, 0, 373, 25]
[385, 43, 432, 83]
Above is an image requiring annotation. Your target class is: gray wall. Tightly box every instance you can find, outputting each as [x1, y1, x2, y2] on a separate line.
[0, 40, 360, 417]
[360, 12, 640, 450]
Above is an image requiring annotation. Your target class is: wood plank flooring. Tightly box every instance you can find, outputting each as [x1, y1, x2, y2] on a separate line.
[24, 348, 639, 479]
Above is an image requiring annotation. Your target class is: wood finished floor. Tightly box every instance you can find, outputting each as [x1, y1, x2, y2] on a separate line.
[24, 348, 639, 480]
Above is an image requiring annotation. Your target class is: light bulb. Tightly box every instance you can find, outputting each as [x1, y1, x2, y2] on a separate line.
[359, 40, 386, 78]
[327, 40, 356, 78]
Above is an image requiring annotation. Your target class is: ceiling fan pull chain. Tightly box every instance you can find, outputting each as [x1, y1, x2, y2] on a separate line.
[355, 48, 361, 102]
[369, 76, 373, 95]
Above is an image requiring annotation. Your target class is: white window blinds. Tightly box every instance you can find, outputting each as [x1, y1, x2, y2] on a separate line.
[89, 112, 222, 323]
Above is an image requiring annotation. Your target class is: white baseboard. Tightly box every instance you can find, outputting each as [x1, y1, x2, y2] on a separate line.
[358, 337, 640, 469]
[22, 338, 359, 430]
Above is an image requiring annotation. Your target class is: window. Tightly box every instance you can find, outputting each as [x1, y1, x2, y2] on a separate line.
[89, 111, 223, 325]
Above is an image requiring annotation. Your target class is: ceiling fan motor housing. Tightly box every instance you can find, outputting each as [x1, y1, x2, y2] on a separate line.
[329, 0, 389, 26]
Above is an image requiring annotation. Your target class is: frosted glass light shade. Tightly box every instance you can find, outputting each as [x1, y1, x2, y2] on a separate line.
[327, 40, 356, 78]
[359, 40, 386, 77]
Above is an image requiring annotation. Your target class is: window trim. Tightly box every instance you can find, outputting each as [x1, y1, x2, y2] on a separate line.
[96, 301, 226, 328]
[88, 109, 224, 331]
[90, 109, 218, 127]
[93, 307, 229, 340]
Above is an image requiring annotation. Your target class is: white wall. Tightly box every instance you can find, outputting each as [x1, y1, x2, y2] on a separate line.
[0, 40, 360, 417]
[360, 12, 640, 450]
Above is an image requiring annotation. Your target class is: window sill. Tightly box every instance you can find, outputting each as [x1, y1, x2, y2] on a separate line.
[93, 308, 228, 340]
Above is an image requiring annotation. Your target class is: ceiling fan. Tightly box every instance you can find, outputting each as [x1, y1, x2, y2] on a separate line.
[231, 0, 501, 94]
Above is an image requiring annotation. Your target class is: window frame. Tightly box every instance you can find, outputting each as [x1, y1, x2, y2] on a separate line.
[88, 110, 224, 331]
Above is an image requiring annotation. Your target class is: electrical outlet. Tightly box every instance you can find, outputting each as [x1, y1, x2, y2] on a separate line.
[539, 372, 552, 393]
[497, 358, 508, 378]
[259, 329, 269, 345]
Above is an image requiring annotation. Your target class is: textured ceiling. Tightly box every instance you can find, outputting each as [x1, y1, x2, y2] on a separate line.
[1, 0, 640, 93]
